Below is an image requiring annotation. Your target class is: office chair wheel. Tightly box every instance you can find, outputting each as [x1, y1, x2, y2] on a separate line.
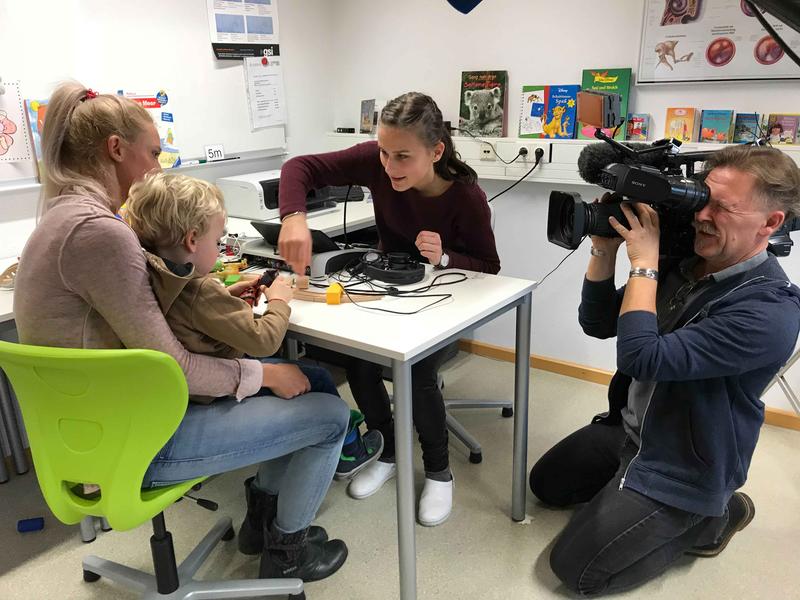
[502, 407, 513, 418]
[289, 592, 306, 599]
[83, 569, 101, 583]
[221, 526, 236, 541]
[469, 451, 483, 464]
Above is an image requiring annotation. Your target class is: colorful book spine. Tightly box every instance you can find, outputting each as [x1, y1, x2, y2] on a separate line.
[664, 107, 698, 143]
[732, 113, 760, 143]
[626, 113, 650, 141]
[766, 114, 799, 145]
[577, 68, 632, 140]
[23, 98, 49, 180]
[699, 109, 734, 143]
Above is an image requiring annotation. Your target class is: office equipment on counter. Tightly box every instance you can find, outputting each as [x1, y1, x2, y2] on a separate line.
[245, 221, 367, 278]
[216, 171, 365, 221]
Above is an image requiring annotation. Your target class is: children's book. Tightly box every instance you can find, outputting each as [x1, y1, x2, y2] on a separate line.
[699, 110, 734, 143]
[458, 70, 508, 137]
[359, 99, 376, 134]
[626, 113, 650, 141]
[519, 84, 580, 139]
[732, 113, 760, 143]
[766, 113, 799, 144]
[664, 107, 698, 143]
[120, 90, 180, 168]
[23, 98, 48, 179]
[577, 68, 632, 140]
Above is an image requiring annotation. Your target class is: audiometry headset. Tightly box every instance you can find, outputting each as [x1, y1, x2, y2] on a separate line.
[359, 251, 426, 285]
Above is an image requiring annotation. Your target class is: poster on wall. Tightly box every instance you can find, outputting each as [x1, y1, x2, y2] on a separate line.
[207, 0, 280, 60]
[0, 80, 36, 183]
[638, 0, 800, 84]
[120, 90, 181, 169]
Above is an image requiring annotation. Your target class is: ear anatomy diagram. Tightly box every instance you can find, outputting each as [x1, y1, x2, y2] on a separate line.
[655, 40, 694, 70]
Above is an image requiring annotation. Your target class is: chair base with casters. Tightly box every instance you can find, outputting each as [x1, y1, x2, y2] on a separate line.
[79, 515, 111, 543]
[440, 373, 513, 464]
[0, 342, 306, 600]
[82, 512, 305, 600]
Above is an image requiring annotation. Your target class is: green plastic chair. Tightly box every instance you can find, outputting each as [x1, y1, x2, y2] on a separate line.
[0, 341, 303, 599]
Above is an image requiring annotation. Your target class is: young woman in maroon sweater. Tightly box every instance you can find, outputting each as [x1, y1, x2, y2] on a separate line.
[278, 92, 500, 526]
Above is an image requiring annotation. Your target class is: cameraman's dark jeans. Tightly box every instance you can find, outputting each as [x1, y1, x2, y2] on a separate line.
[530, 423, 728, 596]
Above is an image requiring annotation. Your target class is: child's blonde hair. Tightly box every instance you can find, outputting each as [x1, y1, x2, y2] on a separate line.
[125, 171, 226, 251]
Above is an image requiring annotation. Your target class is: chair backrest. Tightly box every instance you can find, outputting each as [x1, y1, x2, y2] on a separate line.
[0, 341, 199, 530]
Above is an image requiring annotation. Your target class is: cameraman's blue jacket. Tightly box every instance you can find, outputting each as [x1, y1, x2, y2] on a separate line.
[580, 254, 800, 516]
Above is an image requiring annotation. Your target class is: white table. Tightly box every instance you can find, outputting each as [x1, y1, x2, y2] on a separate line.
[277, 269, 535, 600]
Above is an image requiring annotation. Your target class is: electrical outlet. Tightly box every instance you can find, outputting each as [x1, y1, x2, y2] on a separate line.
[479, 142, 495, 161]
[518, 143, 549, 163]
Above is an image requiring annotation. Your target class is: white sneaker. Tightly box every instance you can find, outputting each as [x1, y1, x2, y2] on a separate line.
[347, 460, 396, 499]
[417, 476, 454, 527]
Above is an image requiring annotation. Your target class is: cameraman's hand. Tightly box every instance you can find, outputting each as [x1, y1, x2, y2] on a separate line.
[265, 276, 294, 304]
[610, 203, 660, 269]
[589, 193, 625, 255]
[262, 363, 311, 399]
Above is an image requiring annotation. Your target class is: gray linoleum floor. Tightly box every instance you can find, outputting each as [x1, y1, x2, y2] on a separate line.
[1, 352, 798, 600]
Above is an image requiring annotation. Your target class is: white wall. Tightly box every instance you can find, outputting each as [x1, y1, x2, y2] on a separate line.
[326, 0, 800, 411]
[0, 0, 336, 255]
[1, 0, 798, 411]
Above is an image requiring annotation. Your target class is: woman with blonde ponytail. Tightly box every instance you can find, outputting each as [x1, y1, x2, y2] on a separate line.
[13, 82, 350, 582]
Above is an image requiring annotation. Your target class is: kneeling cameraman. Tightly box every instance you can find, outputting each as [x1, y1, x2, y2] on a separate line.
[530, 145, 800, 595]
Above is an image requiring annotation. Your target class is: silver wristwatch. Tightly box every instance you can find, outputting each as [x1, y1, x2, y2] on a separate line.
[438, 253, 450, 268]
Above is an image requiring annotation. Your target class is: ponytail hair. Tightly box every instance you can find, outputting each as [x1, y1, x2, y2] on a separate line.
[39, 81, 153, 216]
[379, 92, 477, 186]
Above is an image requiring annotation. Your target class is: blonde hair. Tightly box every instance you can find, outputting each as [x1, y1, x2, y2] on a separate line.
[40, 81, 153, 214]
[125, 171, 226, 251]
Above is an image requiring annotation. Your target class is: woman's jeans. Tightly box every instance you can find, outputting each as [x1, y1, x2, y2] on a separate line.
[143, 388, 349, 534]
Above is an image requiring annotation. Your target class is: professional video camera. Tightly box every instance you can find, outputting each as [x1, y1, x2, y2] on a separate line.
[546, 91, 800, 258]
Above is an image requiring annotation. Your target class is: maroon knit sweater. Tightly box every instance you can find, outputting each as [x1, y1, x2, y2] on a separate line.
[279, 141, 500, 274]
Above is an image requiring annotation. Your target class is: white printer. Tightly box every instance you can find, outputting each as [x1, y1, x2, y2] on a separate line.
[216, 171, 364, 221]
[215, 170, 282, 221]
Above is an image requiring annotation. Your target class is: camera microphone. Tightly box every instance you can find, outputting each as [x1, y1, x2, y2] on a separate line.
[577, 141, 673, 186]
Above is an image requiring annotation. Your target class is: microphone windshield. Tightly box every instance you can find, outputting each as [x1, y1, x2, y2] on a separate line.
[577, 142, 667, 185]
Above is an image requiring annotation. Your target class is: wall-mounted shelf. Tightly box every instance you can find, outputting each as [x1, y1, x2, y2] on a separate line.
[324, 133, 800, 187]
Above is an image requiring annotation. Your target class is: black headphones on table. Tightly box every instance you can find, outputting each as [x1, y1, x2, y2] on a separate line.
[359, 251, 426, 285]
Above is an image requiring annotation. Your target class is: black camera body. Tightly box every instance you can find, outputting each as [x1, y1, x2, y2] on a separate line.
[547, 130, 799, 258]
[548, 161, 710, 257]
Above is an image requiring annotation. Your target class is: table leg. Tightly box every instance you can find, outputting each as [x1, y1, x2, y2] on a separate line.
[0, 369, 28, 475]
[512, 293, 532, 521]
[392, 359, 416, 600]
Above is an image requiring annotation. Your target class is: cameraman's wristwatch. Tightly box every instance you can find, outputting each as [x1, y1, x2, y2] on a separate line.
[437, 253, 450, 269]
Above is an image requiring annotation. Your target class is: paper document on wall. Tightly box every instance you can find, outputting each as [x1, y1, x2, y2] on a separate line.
[0, 81, 32, 163]
[0, 80, 37, 182]
[243, 57, 287, 130]
[208, 0, 280, 60]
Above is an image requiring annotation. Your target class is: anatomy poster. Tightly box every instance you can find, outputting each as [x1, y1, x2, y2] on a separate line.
[0, 81, 32, 163]
[638, 0, 800, 83]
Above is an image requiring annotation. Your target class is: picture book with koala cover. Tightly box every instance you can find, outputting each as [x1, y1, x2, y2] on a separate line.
[458, 70, 508, 138]
[519, 84, 580, 139]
